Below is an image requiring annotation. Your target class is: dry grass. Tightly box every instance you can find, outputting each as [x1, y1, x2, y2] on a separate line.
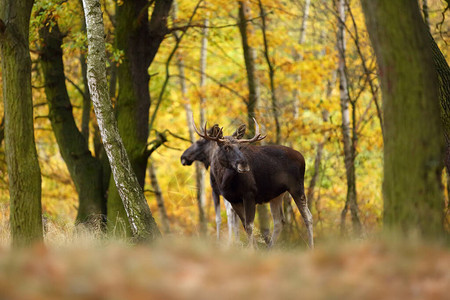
[0, 221, 448, 300]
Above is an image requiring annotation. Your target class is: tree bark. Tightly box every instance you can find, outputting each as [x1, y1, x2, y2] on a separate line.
[0, 0, 43, 246]
[39, 15, 105, 226]
[82, 0, 161, 242]
[107, 0, 172, 235]
[79, 0, 91, 142]
[361, 0, 444, 237]
[237, 0, 270, 243]
[336, 0, 361, 235]
[426, 22, 450, 219]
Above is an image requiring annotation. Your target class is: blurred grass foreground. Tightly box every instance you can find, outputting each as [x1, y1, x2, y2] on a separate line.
[0, 222, 448, 300]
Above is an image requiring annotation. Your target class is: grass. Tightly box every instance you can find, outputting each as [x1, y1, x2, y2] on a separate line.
[0, 217, 448, 300]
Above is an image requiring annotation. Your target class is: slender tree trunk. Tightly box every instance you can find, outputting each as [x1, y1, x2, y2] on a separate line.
[107, 0, 172, 235]
[361, 0, 444, 237]
[336, 0, 361, 235]
[299, 0, 310, 45]
[198, 16, 209, 231]
[293, 0, 311, 118]
[0, 0, 43, 247]
[82, 0, 161, 242]
[199, 17, 208, 126]
[39, 15, 105, 226]
[172, 0, 207, 235]
[237, 0, 270, 242]
[307, 71, 335, 212]
[258, 0, 280, 144]
[148, 160, 170, 233]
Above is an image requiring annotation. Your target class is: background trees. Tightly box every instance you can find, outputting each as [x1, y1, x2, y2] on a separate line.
[0, 0, 448, 242]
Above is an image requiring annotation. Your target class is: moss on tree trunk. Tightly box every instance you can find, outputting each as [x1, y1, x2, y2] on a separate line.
[362, 0, 445, 237]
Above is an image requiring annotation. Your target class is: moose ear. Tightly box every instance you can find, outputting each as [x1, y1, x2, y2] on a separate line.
[207, 124, 220, 136]
[232, 124, 246, 139]
[208, 124, 223, 139]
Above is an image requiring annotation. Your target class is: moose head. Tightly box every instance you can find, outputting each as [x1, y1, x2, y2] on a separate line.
[192, 118, 266, 173]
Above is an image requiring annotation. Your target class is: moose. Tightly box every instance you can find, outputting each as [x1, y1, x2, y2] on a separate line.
[184, 118, 314, 248]
[181, 124, 244, 241]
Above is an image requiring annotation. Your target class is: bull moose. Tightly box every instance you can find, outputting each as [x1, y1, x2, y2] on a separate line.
[188, 118, 314, 248]
[181, 124, 244, 241]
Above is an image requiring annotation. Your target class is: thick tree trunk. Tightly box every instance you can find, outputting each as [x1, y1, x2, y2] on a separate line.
[238, 0, 270, 242]
[336, 0, 361, 235]
[361, 0, 444, 237]
[39, 16, 105, 226]
[82, 0, 161, 242]
[107, 0, 172, 235]
[426, 24, 450, 219]
[0, 0, 43, 246]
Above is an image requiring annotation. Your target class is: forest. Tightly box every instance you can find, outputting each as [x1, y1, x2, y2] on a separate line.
[0, 0, 449, 298]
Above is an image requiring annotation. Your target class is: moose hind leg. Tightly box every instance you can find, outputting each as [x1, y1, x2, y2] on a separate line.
[292, 193, 314, 249]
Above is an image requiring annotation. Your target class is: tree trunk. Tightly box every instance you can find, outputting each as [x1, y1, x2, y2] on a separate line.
[336, 0, 361, 235]
[426, 23, 450, 220]
[198, 16, 209, 233]
[107, 0, 172, 235]
[307, 71, 335, 212]
[258, 0, 281, 144]
[82, 0, 161, 242]
[79, 0, 91, 142]
[172, 0, 207, 235]
[39, 16, 105, 226]
[293, 0, 311, 118]
[0, 0, 43, 247]
[361, 0, 444, 237]
[148, 160, 170, 234]
[237, 0, 270, 243]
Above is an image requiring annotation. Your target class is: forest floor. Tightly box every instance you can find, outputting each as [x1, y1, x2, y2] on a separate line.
[0, 223, 448, 300]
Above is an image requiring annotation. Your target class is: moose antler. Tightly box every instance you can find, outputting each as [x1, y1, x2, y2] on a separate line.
[237, 118, 266, 144]
[191, 114, 225, 142]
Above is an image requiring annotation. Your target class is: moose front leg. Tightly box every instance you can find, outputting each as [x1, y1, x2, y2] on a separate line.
[243, 197, 256, 248]
[212, 189, 222, 240]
